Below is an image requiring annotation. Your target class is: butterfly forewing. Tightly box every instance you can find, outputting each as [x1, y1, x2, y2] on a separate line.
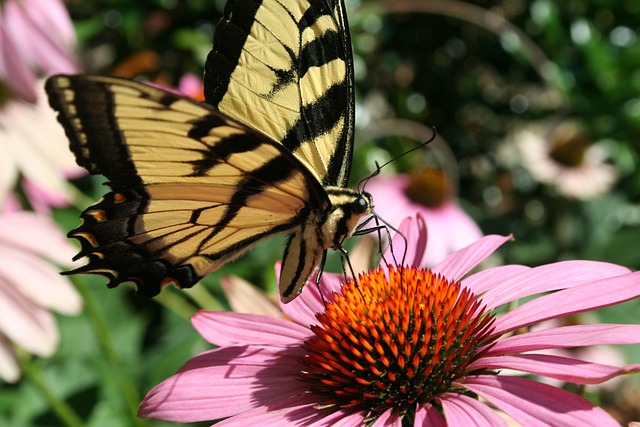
[205, 0, 355, 187]
[46, 75, 330, 297]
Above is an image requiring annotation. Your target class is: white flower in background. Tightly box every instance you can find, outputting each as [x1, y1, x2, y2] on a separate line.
[0, 198, 83, 382]
[0, 80, 84, 211]
[508, 121, 616, 199]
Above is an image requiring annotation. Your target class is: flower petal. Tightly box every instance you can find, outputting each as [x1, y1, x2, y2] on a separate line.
[371, 408, 401, 427]
[480, 260, 631, 310]
[464, 375, 620, 426]
[0, 336, 19, 383]
[0, 211, 76, 265]
[213, 397, 356, 427]
[192, 311, 311, 347]
[0, 278, 58, 355]
[461, 264, 531, 295]
[140, 346, 307, 422]
[279, 266, 342, 327]
[0, 247, 82, 315]
[0, 18, 38, 102]
[220, 276, 282, 318]
[439, 393, 508, 426]
[381, 215, 428, 269]
[414, 403, 447, 426]
[432, 235, 512, 281]
[492, 271, 640, 335]
[471, 354, 640, 384]
[487, 324, 640, 355]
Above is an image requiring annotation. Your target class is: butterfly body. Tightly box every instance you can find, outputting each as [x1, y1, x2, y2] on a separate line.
[46, 0, 365, 302]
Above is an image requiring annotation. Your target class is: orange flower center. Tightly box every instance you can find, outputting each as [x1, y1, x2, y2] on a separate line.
[404, 168, 452, 208]
[301, 266, 495, 416]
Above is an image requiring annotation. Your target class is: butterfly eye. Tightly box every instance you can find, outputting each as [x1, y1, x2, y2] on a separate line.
[353, 195, 370, 214]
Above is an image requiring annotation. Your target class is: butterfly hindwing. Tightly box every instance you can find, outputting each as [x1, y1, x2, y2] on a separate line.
[205, 0, 355, 187]
[45, 74, 330, 297]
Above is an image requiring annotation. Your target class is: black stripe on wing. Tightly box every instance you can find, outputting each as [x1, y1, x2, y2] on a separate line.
[46, 74, 332, 297]
[45, 76, 143, 187]
[204, 0, 355, 187]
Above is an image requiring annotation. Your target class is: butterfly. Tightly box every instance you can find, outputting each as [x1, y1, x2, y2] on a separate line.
[45, 0, 373, 303]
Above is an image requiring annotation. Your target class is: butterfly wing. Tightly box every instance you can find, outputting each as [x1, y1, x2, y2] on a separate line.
[45, 74, 330, 297]
[204, 0, 355, 187]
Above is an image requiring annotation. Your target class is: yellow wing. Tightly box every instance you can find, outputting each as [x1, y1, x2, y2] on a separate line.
[46, 74, 329, 297]
[205, 0, 355, 187]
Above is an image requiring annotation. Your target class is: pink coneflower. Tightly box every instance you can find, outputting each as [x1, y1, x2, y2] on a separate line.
[367, 169, 482, 266]
[139, 217, 640, 425]
[0, 0, 79, 103]
[0, 202, 83, 382]
[505, 121, 616, 200]
[0, 79, 84, 211]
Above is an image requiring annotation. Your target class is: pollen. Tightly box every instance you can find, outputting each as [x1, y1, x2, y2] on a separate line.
[301, 266, 495, 415]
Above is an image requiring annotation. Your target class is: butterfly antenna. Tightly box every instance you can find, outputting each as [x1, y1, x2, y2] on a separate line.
[358, 125, 437, 193]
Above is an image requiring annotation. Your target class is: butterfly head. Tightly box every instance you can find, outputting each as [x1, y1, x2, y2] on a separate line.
[352, 192, 373, 215]
[322, 188, 373, 249]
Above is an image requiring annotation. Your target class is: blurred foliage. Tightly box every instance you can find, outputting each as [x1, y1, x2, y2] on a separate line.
[1, 0, 639, 425]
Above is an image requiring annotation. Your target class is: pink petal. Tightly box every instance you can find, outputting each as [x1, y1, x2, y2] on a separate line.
[279, 265, 342, 327]
[371, 408, 401, 427]
[0, 19, 38, 102]
[461, 264, 531, 295]
[214, 396, 349, 427]
[381, 215, 428, 269]
[479, 260, 631, 310]
[191, 311, 311, 347]
[0, 211, 76, 265]
[464, 375, 620, 426]
[140, 346, 307, 422]
[323, 412, 368, 427]
[366, 175, 414, 226]
[439, 393, 508, 426]
[0, 152, 18, 205]
[22, 178, 73, 212]
[432, 235, 512, 281]
[492, 271, 640, 335]
[414, 403, 447, 426]
[471, 354, 640, 384]
[4, 0, 79, 74]
[437, 202, 484, 253]
[487, 324, 640, 355]
[0, 279, 58, 355]
[0, 247, 81, 314]
[220, 276, 282, 317]
[418, 203, 483, 266]
[0, 336, 19, 383]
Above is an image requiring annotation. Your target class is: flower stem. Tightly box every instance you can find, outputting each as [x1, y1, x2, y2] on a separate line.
[153, 289, 199, 318]
[75, 280, 148, 426]
[20, 356, 84, 427]
[184, 284, 225, 311]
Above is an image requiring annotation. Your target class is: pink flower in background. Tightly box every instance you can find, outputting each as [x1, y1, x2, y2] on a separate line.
[0, 80, 85, 211]
[139, 217, 640, 426]
[367, 170, 482, 266]
[0, 203, 82, 382]
[0, 0, 79, 102]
